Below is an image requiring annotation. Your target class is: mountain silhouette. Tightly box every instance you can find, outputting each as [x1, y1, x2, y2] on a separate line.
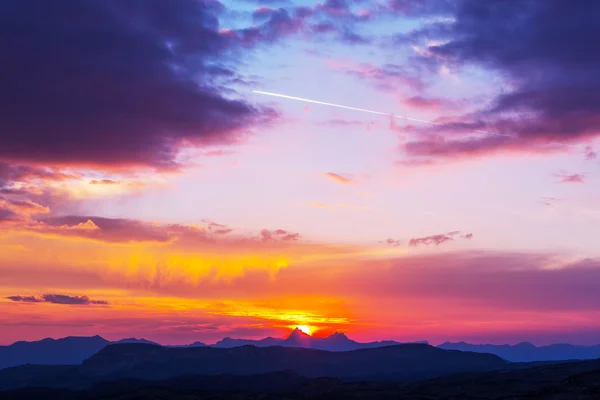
[0, 342, 508, 390]
[438, 341, 600, 362]
[213, 330, 427, 351]
[0, 336, 109, 370]
[0, 336, 207, 370]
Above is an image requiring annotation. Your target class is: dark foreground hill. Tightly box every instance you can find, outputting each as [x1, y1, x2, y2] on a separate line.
[0, 343, 507, 390]
[1, 358, 600, 400]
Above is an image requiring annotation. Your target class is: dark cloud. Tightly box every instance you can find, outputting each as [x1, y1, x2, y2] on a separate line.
[6, 294, 108, 305]
[0, 0, 272, 171]
[398, 0, 600, 161]
[6, 296, 41, 303]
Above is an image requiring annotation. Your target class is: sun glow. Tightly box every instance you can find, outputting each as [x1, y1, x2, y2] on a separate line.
[296, 325, 313, 335]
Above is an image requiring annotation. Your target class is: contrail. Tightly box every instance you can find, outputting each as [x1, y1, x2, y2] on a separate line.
[251, 90, 585, 149]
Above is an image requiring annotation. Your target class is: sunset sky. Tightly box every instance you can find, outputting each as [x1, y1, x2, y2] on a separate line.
[1, 0, 600, 346]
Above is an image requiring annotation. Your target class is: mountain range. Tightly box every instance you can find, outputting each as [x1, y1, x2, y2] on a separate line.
[2, 330, 600, 372]
[213, 328, 425, 351]
[0, 336, 203, 370]
[439, 341, 600, 362]
[0, 329, 423, 370]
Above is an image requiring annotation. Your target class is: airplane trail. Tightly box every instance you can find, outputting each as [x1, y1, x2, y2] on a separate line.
[251, 90, 585, 150]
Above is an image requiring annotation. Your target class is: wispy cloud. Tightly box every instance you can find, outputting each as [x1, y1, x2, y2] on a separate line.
[324, 172, 353, 184]
[555, 172, 585, 184]
[408, 231, 473, 247]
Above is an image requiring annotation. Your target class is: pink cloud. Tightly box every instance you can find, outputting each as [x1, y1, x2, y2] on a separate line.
[555, 172, 585, 184]
[326, 59, 424, 92]
[408, 230, 473, 247]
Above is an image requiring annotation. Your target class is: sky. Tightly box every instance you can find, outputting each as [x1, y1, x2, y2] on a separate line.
[1, 0, 600, 346]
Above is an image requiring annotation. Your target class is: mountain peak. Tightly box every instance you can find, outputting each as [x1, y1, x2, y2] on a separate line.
[288, 328, 310, 339]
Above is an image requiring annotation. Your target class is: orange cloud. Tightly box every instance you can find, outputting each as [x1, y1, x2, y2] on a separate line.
[324, 172, 353, 184]
[89, 179, 119, 185]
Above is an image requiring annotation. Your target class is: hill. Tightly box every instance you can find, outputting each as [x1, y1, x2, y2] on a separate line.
[1, 357, 600, 399]
[0, 343, 507, 390]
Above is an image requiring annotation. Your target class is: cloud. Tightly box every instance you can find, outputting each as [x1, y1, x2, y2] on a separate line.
[6, 214, 312, 250]
[327, 59, 424, 92]
[30, 216, 176, 244]
[384, 0, 456, 17]
[324, 172, 353, 184]
[397, 0, 600, 161]
[384, 238, 402, 247]
[6, 293, 108, 305]
[0, 197, 49, 223]
[401, 95, 457, 111]
[6, 296, 41, 303]
[585, 146, 597, 160]
[89, 179, 119, 185]
[0, 162, 78, 188]
[260, 229, 300, 242]
[408, 230, 472, 247]
[0, 0, 273, 171]
[229, 1, 373, 48]
[555, 173, 585, 184]
[317, 119, 364, 127]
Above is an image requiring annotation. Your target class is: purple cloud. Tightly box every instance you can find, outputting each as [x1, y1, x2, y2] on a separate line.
[0, 0, 273, 171]
[397, 0, 600, 161]
[6, 293, 108, 305]
[555, 173, 585, 184]
[408, 230, 473, 247]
